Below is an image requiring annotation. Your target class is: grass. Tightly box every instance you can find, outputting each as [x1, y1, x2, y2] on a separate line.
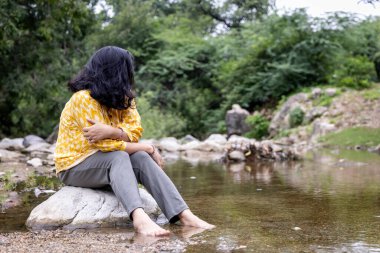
[320, 127, 380, 147]
[361, 88, 380, 101]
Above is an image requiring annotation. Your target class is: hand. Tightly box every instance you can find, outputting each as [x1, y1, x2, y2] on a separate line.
[83, 119, 115, 143]
[149, 145, 165, 169]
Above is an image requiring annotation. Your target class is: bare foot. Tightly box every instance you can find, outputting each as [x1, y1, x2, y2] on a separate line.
[132, 208, 171, 236]
[179, 209, 215, 229]
[181, 226, 206, 239]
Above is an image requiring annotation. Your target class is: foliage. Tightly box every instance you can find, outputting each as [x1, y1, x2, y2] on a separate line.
[289, 107, 305, 128]
[312, 94, 333, 107]
[329, 56, 376, 89]
[362, 88, 380, 101]
[1, 1, 380, 138]
[0, 171, 16, 191]
[137, 94, 186, 139]
[320, 127, 380, 147]
[244, 113, 269, 140]
[0, 0, 98, 137]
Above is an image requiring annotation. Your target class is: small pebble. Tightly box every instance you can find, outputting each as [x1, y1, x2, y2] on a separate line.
[292, 227, 302, 231]
[256, 188, 262, 191]
[190, 176, 196, 179]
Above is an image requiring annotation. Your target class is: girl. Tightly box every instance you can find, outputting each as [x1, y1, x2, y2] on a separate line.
[54, 46, 214, 236]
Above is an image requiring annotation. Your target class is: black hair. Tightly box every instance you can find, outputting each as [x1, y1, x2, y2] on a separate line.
[68, 46, 136, 109]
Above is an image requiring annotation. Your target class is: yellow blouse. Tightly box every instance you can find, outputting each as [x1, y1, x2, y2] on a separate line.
[54, 90, 143, 173]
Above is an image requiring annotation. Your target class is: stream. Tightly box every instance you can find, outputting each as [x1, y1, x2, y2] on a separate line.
[1, 149, 380, 252]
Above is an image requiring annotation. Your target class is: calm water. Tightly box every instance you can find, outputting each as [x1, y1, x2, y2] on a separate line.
[1, 149, 380, 252]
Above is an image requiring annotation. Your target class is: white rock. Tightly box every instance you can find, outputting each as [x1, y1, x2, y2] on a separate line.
[325, 88, 337, 97]
[310, 120, 336, 142]
[228, 150, 246, 162]
[204, 134, 227, 145]
[158, 137, 181, 152]
[139, 139, 158, 146]
[47, 154, 55, 160]
[0, 138, 24, 151]
[197, 141, 224, 152]
[27, 158, 43, 168]
[26, 186, 161, 230]
[24, 142, 52, 153]
[23, 135, 46, 147]
[180, 135, 199, 144]
[181, 150, 224, 164]
[180, 140, 201, 150]
[0, 149, 24, 162]
[311, 88, 322, 98]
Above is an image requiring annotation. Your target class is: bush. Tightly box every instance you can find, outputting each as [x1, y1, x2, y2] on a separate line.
[289, 107, 305, 128]
[137, 94, 186, 139]
[329, 56, 375, 89]
[244, 113, 270, 140]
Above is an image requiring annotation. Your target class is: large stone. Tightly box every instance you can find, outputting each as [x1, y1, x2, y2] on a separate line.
[23, 135, 46, 148]
[197, 141, 224, 153]
[228, 150, 246, 162]
[181, 150, 224, 164]
[45, 124, 59, 144]
[26, 186, 162, 230]
[27, 158, 43, 168]
[0, 149, 24, 162]
[269, 93, 308, 136]
[305, 106, 328, 123]
[158, 137, 181, 152]
[204, 134, 227, 145]
[24, 142, 52, 153]
[310, 120, 336, 142]
[225, 104, 250, 137]
[180, 140, 201, 150]
[325, 88, 338, 97]
[180, 135, 199, 144]
[0, 138, 24, 151]
[311, 88, 322, 98]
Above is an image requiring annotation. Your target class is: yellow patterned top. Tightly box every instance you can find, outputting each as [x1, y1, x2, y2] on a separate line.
[54, 90, 143, 173]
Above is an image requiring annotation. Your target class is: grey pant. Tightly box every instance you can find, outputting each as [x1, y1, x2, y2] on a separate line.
[58, 150, 188, 223]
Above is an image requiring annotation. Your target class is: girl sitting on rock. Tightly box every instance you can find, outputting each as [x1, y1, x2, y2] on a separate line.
[54, 46, 214, 236]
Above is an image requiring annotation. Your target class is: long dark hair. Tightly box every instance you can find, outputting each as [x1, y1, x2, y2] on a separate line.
[68, 46, 136, 109]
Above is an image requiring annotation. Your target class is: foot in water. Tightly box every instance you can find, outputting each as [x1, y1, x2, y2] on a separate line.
[132, 208, 171, 236]
[179, 209, 215, 229]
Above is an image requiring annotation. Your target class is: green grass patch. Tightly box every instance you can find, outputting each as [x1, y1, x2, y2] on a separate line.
[361, 88, 380, 101]
[312, 94, 335, 107]
[320, 127, 380, 147]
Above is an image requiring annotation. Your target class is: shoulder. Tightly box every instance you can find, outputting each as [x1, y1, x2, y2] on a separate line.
[70, 90, 98, 106]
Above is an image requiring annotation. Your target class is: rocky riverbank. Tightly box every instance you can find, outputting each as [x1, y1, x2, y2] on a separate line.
[1, 85, 379, 212]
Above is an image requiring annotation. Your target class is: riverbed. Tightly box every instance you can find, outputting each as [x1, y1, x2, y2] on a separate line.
[1, 149, 380, 252]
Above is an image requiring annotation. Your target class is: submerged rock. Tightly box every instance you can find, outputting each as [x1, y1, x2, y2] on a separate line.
[228, 150, 246, 162]
[26, 186, 162, 230]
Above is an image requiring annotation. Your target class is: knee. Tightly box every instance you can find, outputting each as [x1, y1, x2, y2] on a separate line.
[108, 151, 130, 165]
[132, 151, 151, 160]
[130, 151, 152, 165]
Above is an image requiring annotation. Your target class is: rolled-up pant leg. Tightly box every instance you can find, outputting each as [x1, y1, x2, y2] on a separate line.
[58, 151, 143, 217]
[129, 151, 189, 223]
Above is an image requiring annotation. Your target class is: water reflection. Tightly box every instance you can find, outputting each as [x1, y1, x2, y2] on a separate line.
[1, 150, 380, 252]
[226, 162, 275, 184]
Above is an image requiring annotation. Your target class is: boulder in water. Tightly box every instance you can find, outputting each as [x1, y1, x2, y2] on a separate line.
[26, 186, 162, 230]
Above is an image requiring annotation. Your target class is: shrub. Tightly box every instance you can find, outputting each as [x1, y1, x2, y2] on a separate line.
[329, 56, 375, 89]
[137, 94, 186, 139]
[244, 113, 270, 140]
[289, 107, 305, 128]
